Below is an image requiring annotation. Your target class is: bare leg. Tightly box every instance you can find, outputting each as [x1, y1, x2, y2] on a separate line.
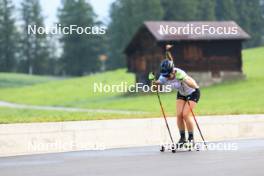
[176, 99, 186, 131]
[182, 101, 197, 139]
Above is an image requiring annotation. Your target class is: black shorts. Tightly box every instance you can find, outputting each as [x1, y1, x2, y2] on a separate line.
[177, 89, 200, 103]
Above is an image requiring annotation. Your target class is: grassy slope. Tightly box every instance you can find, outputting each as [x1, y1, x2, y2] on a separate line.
[0, 69, 134, 106]
[0, 107, 134, 124]
[0, 70, 136, 123]
[0, 73, 55, 88]
[163, 47, 264, 115]
[0, 47, 263, 123]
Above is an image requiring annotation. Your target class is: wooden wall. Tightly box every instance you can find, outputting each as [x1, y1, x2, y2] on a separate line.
[125, 28, 244, 85]
[170, 40, 242, 72]
[126, 28, 163, 74]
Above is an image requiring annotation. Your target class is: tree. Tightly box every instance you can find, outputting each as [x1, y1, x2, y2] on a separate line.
[58, 0, 102, 76]
[161, 0, 198, 21]
[20, 0, 50, 74]
[216, 0, 263, 47]
[261, 0, 264, 15]
[235, 0, 263, 47]
[0, 0, 18, 72]
[197, 0, 216, 20]
[107, 0, 164, 69]
[260, 0, 264, 44]
[215, 0, 238, 21]
[162, 0, 216, 21]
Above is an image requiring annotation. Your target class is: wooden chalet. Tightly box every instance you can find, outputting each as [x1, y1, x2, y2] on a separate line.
[124, 21, 250, 86]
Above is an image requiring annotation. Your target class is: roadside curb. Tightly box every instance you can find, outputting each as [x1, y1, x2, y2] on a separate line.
[0, 114, 264, 157]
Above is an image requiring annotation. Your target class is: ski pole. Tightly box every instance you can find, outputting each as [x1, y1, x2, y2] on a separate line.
[186, 100, 208, 150]
[156, 89, 174, 144]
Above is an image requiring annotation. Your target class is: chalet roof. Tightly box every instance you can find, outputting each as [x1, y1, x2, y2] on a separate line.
[144, 21, 250, 41]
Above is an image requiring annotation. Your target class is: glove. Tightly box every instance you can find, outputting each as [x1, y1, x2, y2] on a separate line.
[148, 72, 155, 81]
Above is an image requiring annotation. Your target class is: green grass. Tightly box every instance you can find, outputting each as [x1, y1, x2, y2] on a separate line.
[0, 69, 134, 106]
[0, 47, 263, 123]
[0, 107, 140, 124]
[0, 73, 56, 88]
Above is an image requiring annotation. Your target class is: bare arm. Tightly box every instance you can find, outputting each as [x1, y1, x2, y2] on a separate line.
[165, 44, 174, 61]
[166, 51, 173, 61]
[183, 76, 199, 89]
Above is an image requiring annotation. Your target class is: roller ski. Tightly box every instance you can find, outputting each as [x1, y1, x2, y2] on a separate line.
[175, 138, 198, 152]
[160, 143, 176, 153]
[185, 139, 200, 151]
[159, 138, 190, 153]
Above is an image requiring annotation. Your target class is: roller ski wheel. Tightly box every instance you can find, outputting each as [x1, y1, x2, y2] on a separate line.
[159, 144, 176, 153]
[171, 143, 176, 153]
[187, 141, 194, 151]
[160, 145, 165, 152]
[186, 140, 200, 151]
[196, 144, 200, 151]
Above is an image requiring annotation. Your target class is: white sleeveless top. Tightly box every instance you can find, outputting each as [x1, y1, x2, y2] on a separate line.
[158, 68, 195, 96]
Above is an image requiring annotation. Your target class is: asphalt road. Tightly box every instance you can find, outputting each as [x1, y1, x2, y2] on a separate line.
[0, 139, 264, 176]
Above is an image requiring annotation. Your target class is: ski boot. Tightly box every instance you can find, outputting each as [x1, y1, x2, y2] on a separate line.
[176, 138, 187, 150]
[186, 139, 194, 151]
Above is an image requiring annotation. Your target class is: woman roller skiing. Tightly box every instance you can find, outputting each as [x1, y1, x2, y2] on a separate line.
[152, 45, 201, 149]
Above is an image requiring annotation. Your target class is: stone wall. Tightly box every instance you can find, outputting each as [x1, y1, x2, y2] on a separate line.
[0, 114, 264, 157]
[188, 71, 245, 87]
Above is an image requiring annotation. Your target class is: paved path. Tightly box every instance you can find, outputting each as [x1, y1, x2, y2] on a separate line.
[0, 138, 263, 176]
[0, 101, 144, 114]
